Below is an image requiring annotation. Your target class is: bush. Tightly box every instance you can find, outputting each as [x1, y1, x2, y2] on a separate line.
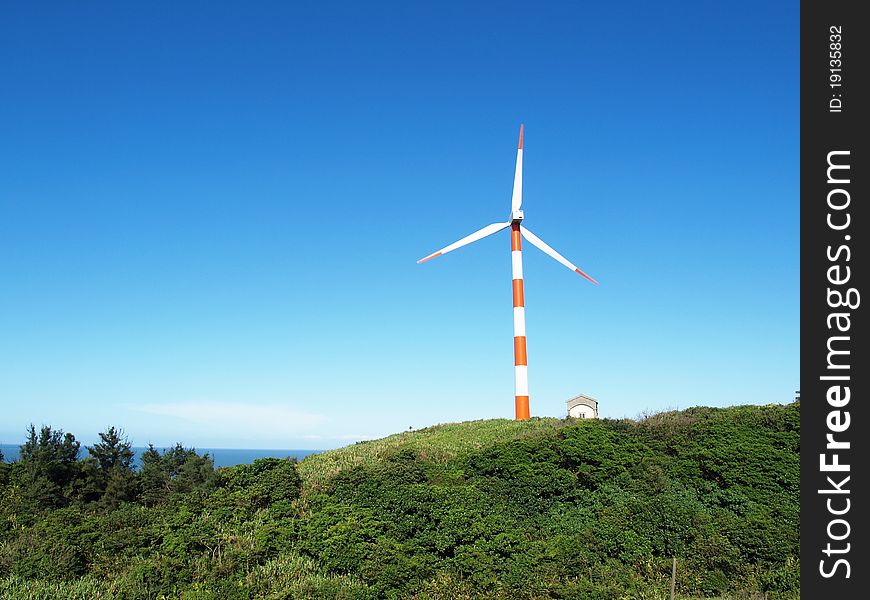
[0, 404, 799, 598]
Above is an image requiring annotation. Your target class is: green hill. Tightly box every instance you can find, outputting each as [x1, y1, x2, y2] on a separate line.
[297, 417, 573, 491]
[0, 403, 799, 599]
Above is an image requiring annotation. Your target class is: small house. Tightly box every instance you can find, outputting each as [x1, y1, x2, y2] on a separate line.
[566, 394, 599, 419]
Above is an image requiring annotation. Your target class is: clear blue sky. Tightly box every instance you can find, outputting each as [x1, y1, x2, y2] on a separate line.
[0, 1, 798, 449]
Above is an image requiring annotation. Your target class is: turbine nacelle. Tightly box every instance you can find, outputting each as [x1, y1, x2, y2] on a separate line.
[510, 209, 525, 222]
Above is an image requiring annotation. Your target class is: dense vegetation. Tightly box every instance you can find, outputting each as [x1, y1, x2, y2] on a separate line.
[0, 403, 799, 599]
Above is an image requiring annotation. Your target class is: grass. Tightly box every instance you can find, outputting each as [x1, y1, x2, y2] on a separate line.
[0, 575, 116, 600]
[296, 416, 578, 492]
[0, 552, 372, 600]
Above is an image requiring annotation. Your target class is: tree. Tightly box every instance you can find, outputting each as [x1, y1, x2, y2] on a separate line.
[81, 426, 136, 507]
[0, 447, 8, 489]
[137, 443, 216, 505]
[18, 424, 81, 509]
[138, 444, 169, 506]
[88, 426, 134, 472]
[167, 444, 216, 495]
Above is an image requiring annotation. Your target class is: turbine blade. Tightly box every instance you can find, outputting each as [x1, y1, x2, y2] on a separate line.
[510, 124, 524, 213]
[520, 226, 599, 284]
[417, 222, 511, 264]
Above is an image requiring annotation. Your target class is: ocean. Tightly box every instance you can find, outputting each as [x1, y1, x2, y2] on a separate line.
[0, 443, 320, 469]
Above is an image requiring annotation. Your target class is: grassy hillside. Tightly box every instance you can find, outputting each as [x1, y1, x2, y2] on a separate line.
[0, 403, 799, 599]
[298, 417, 573, 491]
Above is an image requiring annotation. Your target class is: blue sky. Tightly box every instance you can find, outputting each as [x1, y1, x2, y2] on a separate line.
[0, 1, 798, 449]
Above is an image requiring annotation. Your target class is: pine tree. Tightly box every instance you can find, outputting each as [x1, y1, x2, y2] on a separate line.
[88, 426, 134, 472]
[85, 426, 136, 507]
[18, 424, 81, 508]
[138, 444, 168, 506]
[137, 443, 216, 505]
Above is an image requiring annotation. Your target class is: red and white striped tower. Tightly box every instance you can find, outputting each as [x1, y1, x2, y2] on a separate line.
[416, 124, 598, 422]
[511, 222, 530, 420]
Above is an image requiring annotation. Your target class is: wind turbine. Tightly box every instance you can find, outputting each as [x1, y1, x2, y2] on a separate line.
[417, 124, 598, 421]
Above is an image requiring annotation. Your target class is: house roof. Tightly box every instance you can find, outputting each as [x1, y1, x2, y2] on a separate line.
[566, 394, 598, 409]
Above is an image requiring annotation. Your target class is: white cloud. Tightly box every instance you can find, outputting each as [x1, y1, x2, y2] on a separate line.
[133, 401, 328, 438]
